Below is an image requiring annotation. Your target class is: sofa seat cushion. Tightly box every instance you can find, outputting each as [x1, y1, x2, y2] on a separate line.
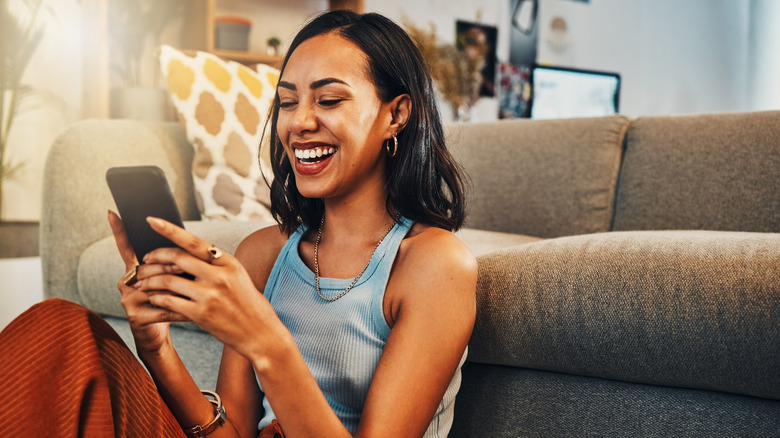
[77, 220, 275, 320]
[470, 230, 780, 400]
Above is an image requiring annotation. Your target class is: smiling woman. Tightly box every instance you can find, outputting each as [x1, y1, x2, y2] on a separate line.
[0, 10, 476, 438]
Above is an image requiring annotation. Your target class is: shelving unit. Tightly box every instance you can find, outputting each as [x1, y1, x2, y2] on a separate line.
[185, 0, 364, 67]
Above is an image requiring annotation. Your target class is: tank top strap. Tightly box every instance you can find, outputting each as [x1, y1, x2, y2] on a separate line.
[369, 216, 414, 278]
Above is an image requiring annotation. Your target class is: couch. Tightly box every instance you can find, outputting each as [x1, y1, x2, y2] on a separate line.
[41, 111, 780, 436]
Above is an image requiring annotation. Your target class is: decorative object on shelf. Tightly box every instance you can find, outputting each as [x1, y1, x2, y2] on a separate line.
[159, 45, 279, 221]
[406, 20, 490, 122]
[215, 16, 251, 51]
[0, 0, 52, 217]
[266, 36, 282, 56]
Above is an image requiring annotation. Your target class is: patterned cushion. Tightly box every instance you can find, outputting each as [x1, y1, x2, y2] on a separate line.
[159, 45, 279, 221]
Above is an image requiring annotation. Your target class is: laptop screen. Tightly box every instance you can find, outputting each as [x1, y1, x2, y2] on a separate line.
[530, 65, 621, 119]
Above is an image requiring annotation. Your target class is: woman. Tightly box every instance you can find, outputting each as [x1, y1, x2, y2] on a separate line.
[2, 10, 476, 438]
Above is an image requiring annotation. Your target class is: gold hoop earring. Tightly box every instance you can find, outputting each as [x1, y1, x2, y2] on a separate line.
[385, 133, 398, 158]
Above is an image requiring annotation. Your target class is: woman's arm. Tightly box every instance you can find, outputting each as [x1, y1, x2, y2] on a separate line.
[357, 226, 477, 437]
[110, 212, 285, 437]
[108, 211, 236, 436]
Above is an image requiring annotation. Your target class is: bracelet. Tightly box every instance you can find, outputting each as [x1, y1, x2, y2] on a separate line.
[184, 390, 226, 438]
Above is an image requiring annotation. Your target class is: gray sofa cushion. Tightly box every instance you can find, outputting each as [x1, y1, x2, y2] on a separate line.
[613, 111, 780, 232]
[469, 230, 780, 400]
[446, 115, 631, 238]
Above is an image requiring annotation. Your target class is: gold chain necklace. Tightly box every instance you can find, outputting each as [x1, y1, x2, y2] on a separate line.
[314, 214, 397, 302]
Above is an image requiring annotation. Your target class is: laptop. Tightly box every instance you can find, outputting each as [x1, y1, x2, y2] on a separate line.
[529, 65, 621, 119]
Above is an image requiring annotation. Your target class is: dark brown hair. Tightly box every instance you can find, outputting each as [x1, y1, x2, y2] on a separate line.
[264, 10, 468, 234]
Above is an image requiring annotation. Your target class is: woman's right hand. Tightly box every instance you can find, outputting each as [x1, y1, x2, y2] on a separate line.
[108, 210, 188, 356]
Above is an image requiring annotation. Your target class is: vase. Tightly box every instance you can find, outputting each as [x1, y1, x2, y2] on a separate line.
[454, 104, 473, 122]
[110, 87, 175, 121]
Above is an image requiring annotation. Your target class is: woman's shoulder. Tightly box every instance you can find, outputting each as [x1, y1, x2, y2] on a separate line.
[405, 223, 475, 262]
[384, 222, 477, 326]
[398, 223, 477, 281]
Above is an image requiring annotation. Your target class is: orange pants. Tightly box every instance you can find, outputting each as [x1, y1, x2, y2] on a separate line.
[0, 298, 185, 437]
[0, 299, 287, 438]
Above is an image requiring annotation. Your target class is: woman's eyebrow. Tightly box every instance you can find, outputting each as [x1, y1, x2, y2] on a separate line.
[278, 78, 349, 92]
[310, 78, 349, 89]
[278, 81, 296, 91]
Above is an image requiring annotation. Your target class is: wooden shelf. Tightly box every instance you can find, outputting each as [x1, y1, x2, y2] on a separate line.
[212, 49, 284, 69]
[185, 0, 364, 67]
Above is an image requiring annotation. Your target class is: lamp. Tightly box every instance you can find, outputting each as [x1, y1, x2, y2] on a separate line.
[512, 0, 538, 35]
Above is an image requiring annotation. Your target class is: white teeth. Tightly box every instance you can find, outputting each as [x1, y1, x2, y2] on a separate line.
[295, 147, 336, 161]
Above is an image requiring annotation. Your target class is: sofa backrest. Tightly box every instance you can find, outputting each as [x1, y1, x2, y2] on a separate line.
[446, 116, 631, 238]
[612, 111, 780, 232]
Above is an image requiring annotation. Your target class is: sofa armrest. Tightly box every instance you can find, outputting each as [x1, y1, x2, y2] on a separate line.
[41, 119, 198, 304]
[470, 230, 780, 400]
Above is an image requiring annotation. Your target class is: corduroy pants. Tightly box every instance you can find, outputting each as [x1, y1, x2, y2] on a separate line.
[0, 299, 287, 438]
[0, 298, 186, 437]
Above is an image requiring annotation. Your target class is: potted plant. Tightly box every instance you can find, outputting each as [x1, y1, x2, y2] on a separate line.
[0, 0, 50, 218]
[108, 0, 184, 120]
[266, 36, 282, 56]
[405, 21, 487, 121]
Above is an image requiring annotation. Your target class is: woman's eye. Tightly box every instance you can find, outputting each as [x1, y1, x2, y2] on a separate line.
[318, 99, 344, 107]
[279, 100, 297, 109]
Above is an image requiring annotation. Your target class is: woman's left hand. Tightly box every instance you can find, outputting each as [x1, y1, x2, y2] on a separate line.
[136, 216, 272, 358]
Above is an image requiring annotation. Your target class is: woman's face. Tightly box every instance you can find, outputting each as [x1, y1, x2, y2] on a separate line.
[276, 33, 395, 202]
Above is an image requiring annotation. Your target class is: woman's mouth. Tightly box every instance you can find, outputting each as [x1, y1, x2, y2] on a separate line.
[294, 146, 336, 164]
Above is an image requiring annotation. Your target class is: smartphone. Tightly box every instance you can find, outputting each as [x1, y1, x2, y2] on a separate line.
[106, 165, 187, 264]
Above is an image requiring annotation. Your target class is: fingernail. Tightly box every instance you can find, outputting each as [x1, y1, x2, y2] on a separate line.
[147, 217, 163, 228]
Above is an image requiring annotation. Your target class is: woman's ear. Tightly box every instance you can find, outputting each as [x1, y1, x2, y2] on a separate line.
[388, 94, 412, 135]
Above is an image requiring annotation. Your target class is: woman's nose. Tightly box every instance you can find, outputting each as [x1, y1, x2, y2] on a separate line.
[288, 102, 318, 134]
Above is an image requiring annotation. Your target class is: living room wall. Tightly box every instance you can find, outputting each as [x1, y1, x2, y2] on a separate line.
[1, 0, 778, 224]
[535, 0, 757, 117]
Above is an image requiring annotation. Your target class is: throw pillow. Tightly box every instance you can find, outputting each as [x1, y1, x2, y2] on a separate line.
[159, 44, 279, 221]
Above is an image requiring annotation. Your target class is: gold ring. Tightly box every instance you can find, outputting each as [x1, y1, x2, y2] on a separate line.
[206, 246, 222, 264]
[121, 265, 139, 286]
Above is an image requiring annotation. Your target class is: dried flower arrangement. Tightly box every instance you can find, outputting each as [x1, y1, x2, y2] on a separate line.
[405, 21, 489, 120]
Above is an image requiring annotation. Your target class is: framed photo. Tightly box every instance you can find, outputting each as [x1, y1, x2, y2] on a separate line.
[456, 20, 498, 98]
[498, 62, 531, 119]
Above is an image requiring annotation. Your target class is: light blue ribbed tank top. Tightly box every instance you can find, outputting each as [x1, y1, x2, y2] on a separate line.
[257, 217, 464, 437]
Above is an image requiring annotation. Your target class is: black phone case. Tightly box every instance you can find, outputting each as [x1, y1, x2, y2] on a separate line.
[106, 166, 186, 263]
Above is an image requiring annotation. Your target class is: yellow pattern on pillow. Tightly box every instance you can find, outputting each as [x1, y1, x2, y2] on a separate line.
[159, 45, 278, 221]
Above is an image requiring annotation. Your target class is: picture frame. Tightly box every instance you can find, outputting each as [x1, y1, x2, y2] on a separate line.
[455, 20, 498, 98]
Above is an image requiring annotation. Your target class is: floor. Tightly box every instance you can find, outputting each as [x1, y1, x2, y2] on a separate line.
[0, 257, 44, 330]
